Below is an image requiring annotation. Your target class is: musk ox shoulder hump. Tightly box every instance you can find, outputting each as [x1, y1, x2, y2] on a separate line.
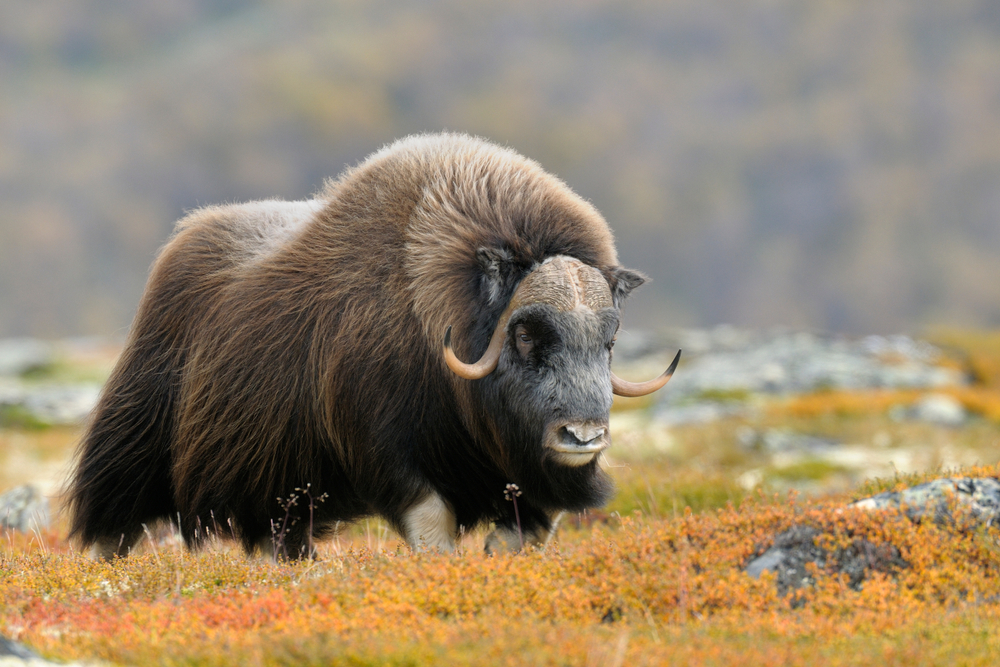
[174, 198, 326, 266]
[330, 133, 621, 344]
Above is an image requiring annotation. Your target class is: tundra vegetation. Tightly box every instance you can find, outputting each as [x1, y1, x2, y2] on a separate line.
[2, 330, 1000, 665]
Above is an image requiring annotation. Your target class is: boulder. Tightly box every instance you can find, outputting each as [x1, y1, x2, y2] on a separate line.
[0, 636, 38, 660]
[745, 525, 906, 598]
[0, 485, 50, 532]
[746, 477, 1000, 598]
[851, 476, 1000, 525]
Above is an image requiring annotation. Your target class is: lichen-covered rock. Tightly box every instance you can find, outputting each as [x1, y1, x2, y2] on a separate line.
[745, 525, 827, 593]
[748, 477, 1000, 597]
[745, 524, 907, 598]
[851, 476, 1000, 525]
[0, 485, 50, 532]
[651, 329, 963, 425]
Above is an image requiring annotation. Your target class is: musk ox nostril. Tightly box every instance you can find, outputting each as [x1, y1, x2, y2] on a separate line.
[564, 424, 607, 445]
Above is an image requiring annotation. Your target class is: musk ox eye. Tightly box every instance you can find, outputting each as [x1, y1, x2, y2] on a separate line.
[515, 325, 534, 358]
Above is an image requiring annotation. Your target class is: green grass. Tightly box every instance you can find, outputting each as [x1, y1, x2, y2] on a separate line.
[0, 405, 51, 431]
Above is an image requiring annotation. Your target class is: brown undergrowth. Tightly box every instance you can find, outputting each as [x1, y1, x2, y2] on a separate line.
[4, 465, 1000, 666]
[4, 330, 1000, 664]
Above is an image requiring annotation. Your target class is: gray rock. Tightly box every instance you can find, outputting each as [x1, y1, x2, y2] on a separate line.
[744, 546, 789, 578]
[646, 329, 964, 426]
[0, 340, 52, 377]
[0, 338, 103, 427]
[851, 477, 1000, 525]
[745, 525, 826, 593]
[0, 635, 95, 666]
[890, 393, 967, 426]
[745, 524, 906, 597]
[0, 380, 101, 427]
[738, 428, 840, 454]
[751, 477, 1000, 598]
[0, 636, 38, 660]
[21, 384, 101, 425]
[649, 329, 962, 425]
[0, 486, 50, 532]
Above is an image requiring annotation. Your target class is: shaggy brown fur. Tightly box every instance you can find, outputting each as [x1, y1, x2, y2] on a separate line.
[66, 133, 640, 558]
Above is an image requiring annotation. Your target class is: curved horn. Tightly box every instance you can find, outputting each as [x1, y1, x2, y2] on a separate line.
[611, 349, 681, 397]
[443, 324, 506, 380]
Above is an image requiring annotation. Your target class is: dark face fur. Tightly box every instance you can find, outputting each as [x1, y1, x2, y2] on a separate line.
[478, 304, 621, 509]
[443, 252, 652, 511]
[497, 302, 618, 463]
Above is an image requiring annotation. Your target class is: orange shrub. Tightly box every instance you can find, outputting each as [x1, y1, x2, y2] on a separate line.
[3, 467, 1000, 665]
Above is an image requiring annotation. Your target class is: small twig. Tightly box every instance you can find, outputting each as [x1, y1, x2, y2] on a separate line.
[273, 491, 301, 560]
[295, 484, 328, 559]
[504, 483, 524, 551]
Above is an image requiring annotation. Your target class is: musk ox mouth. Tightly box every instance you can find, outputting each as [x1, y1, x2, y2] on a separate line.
[544, 423, 610, 467]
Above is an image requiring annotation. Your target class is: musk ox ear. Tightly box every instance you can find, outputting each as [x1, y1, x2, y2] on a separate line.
[476, 247, 524, 306]
[609, 267, 647, 308]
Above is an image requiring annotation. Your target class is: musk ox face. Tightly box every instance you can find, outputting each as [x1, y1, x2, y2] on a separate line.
[444, 254, 681, 485]
[491, 302, 618, 469]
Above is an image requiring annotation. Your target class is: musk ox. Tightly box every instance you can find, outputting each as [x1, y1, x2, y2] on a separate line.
[66, 133, 679, 560]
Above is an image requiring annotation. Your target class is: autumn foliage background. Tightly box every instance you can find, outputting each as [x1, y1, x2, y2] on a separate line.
[3, 0, 1000, 338]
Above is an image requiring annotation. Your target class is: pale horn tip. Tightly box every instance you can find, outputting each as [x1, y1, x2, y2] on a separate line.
[611, 349, 681, 398]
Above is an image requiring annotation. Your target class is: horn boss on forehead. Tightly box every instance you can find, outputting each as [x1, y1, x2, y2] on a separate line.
[444, 255, 680, 397]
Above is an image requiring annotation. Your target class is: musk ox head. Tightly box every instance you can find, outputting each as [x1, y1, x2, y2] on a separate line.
[443, 254, 680, 477]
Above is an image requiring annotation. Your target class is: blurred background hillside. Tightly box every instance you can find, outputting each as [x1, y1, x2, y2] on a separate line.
[2, 0, 1000, 338]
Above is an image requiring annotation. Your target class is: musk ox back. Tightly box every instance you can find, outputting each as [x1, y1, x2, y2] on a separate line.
[67, 133, 678, 559]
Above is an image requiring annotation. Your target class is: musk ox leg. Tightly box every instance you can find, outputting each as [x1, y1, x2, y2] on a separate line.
[66, 346, 179, 560]
[90, 528, 143, 561]
[253, 528, 320, 562]
[402, 492, 457, 552]
[484, 511, 564, 555]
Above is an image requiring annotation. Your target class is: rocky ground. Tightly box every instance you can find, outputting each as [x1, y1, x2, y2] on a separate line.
[615, 326, 965, 424]
[1, 328, 992, 496]
[607, 326, 995, 493]
[0, 328, 969, 430]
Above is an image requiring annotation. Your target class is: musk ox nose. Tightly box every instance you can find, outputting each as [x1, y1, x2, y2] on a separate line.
[545, 422, 610, 467]
[564, 424, 606, 445]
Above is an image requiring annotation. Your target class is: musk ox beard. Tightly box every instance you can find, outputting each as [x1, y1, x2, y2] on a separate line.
[66, 133, 679, 560]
